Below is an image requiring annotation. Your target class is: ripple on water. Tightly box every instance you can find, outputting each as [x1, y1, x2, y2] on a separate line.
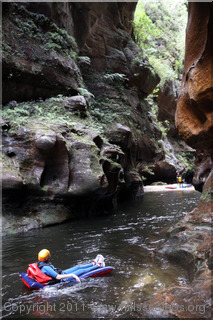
[2, 191, 200, 318]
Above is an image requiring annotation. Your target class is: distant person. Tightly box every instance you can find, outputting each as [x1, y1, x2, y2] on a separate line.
[37, 249, 105, 283]
[177, 172, 183, 187]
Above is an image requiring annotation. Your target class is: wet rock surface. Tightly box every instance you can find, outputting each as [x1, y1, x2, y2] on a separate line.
[35, 130, 57, 152]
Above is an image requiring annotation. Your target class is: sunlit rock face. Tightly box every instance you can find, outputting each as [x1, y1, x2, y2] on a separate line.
[175, 2, 213, 191]
[176, 2, 213, 150]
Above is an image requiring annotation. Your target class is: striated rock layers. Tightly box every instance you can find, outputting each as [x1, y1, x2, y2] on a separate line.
[2, 2, 164, 234]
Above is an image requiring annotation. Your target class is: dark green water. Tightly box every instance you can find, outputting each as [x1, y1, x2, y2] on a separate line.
[2, 190, 200, 318]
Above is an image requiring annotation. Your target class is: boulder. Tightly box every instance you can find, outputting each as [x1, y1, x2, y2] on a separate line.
[67, 139, 103, 196]
[35, 130, 56, 152]
[138, 161, 176, 185]
[64, 95, 87, 117]
[106, 123, 132, 152]
[2, 172, 23, 190]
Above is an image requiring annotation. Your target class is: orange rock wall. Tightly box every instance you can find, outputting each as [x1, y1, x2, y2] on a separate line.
[175, 2, 213, 152]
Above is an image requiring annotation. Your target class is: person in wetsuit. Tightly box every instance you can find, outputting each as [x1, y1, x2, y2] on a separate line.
[38, 249, 105, 283]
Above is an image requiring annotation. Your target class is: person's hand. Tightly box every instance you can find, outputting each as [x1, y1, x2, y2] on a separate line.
[72, 274, 81, 283]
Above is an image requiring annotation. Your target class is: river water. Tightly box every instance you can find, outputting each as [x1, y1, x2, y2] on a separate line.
[2, 190, 200, 318]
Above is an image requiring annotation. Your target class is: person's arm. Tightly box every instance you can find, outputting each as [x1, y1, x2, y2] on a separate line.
[56, 273, 81, 282]
[41, 266, 80, 283]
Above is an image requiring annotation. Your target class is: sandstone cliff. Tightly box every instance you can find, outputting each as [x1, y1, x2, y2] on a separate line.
[1, 2, 212, 318]
[175, 2, 213, 192]
[2, 2, 163, 234]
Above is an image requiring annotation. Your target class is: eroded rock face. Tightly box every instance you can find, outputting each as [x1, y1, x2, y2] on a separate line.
[2, 1, 202, 237]
[175, 3, 213, 188]
[139, 160, 176, 185]
[2, 2, 163, 234]
[1, 117, 127, 234]
[35, 130, 57, 152]
[72, 2, 159, 96]
[2, 2, 159, 104]
[175, 2, 213, 152]
[2, 125, 70, 194]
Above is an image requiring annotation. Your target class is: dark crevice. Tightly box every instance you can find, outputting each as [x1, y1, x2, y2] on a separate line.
[2, 63, 79, 105]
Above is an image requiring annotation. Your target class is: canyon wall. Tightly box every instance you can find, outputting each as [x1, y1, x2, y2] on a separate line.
[2, 2, 212, 226]
[2, 2, 164, 234]
[175, 2, 213, 192]
[1, 1, 212, 318]
[145, 3, 213, 318]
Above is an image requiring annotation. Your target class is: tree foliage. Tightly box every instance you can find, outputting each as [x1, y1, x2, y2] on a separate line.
[133, 0, 187, 87]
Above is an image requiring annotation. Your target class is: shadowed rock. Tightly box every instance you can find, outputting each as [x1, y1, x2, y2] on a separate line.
[193, 150, 213, 192]
[2, 3, 81, 104]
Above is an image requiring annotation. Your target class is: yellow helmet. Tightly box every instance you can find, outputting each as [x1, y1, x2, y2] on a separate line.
[38, 249, 51, 262]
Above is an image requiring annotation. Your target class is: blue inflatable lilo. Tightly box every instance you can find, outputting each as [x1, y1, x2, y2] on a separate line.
[19, 251, 115, 290]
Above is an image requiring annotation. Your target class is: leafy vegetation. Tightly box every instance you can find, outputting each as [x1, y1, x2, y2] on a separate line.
[81, 70, 132, 132]
[1, 96, 85, 130]
[145, 89, 170, 137]
[4, 5, 79, 60]
[89, 95, 131, 132]
[77, 88, 95, 99]
[133, 0, 187, 87]
[141, 165, 155, 181]
[150, 103, 170, 137]
[103, 73, 128, 84]
[176, 152, 196, 172]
